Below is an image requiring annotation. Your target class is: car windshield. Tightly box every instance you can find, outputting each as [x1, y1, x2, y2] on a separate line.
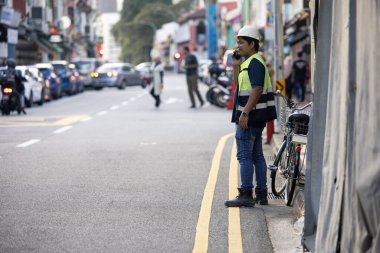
[136, 62, 151, 70]
[52, 64, 66, 74]
[75, 61, 95, 74]
[37, 68, 51, 75]
[97, 65, 122, 72]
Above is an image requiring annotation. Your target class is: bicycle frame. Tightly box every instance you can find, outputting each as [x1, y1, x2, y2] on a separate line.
[269, 91, 312, 206]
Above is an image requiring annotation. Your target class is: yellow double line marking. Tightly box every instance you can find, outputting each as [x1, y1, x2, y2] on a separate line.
[228, 141, 243, 253]
[193, 133, 243, 253]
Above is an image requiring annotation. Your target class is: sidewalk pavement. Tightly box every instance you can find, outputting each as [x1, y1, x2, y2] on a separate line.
[263, 130, 306, 253]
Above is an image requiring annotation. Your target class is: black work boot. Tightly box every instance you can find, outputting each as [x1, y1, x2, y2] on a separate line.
[253, 188, 268, 205]
[225, 188, 255, 207]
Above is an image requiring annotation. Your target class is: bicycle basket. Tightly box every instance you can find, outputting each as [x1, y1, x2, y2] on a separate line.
[280, 104, 292, 134]
[293, 122, 309, 135]
[281, 104, 312, 135]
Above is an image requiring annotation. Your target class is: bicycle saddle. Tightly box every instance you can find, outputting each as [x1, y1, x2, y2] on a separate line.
[288, 113, 309, 124]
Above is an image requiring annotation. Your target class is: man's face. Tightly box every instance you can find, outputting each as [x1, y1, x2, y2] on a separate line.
[236, 37, 254, 57]
[183, 49, 189, 56]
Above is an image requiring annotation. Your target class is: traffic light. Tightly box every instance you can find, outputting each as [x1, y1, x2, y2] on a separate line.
[96, 44, 103, 59]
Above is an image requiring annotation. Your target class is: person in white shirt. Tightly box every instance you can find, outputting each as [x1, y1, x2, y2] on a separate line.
[150, 56, 164, 108]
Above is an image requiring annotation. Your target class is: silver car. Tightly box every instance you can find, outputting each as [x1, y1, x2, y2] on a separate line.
[91, 63, 146, 90]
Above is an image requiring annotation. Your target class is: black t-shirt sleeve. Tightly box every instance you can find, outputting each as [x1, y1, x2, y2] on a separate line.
[248, 58, 265, 88]
[191, 55, 198, 65]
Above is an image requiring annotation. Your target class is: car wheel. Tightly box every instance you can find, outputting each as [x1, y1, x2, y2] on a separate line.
[58, 85, 63, 98]
[2, 103, 10, 115]
[37, 90, 44, 106]
[25, 91, 33, 108]
[119, 80, 126, 90]
[141, 80, 147, 89]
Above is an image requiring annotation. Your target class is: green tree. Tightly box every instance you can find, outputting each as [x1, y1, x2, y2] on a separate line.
[112, 0, 193, 64]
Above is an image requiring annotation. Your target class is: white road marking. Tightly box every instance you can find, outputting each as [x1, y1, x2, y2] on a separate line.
[110, 105, 120, 111]
[16, 139, 41, 148]
[140, 142, 157, 146]
[164, 98, 178, 104]
[130, 97, 136, 102]
[121, 101, 129, 106]
[96, 111, 108, 116]
[80, 116, 93, 122]
[53, 126, 73, 134]
[137, 94, 144, 98]
[202, 102, 210, 108]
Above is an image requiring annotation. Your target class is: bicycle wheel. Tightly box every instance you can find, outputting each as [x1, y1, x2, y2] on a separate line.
[285, 146, 299, 206]
[270, 141, 288, 196]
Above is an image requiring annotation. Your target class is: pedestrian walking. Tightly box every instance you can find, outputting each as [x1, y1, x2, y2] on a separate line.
[283, 54, 293, 99]
[150, 56, 164, 108]
[183, 47, 204, 108]
[225, 26, 277, 208]
[291, 51, 309, 102]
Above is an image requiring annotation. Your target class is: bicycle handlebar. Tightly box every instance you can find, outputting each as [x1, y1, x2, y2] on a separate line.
[294, 102, 312, 111]
[275, 90, 312, 111]
[275, 90, 296, 109]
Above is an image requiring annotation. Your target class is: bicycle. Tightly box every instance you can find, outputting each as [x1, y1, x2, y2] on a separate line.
[269, 91, 312, 206]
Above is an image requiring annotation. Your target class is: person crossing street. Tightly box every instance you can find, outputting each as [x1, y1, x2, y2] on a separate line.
[225, 26, 277, 208]
[150, 56, 164, 108]
[183, 47, 204, 108]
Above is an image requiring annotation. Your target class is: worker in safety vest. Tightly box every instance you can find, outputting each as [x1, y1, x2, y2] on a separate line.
[225, 26, 277, 208]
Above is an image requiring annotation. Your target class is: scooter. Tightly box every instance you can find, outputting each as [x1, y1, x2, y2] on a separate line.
[206, 74, 232, 108]
[0, 74, 19, 115]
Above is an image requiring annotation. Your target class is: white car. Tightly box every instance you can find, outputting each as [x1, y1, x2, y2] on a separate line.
[16, 66, 44, 107]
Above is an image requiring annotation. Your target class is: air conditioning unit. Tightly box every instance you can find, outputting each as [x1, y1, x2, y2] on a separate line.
[0, 0, 8, 6]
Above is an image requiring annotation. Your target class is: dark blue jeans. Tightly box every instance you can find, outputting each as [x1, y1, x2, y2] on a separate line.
[294, 80, 306, 102]
[235, 125, 267, 191]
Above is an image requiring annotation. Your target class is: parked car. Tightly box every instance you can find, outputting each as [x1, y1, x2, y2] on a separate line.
[15, 66, 44, 107]
[51, 60, 77, 95]
[135, 62, 152, 85]
[29, 66, 52, 101]
[35, 63, 62, 99]
[91, 62, 146, 90]
[68, 63, 84, 93]
[72, 58, 102, 89]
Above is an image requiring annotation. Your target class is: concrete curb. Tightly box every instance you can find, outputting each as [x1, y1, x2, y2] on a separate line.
[268, 132, 306, 252]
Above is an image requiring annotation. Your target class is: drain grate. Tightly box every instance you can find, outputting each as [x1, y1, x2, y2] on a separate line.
[268, 192, 285, 200]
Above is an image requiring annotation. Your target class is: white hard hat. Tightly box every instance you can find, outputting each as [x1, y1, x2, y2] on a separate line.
[237, 26, 260, 40]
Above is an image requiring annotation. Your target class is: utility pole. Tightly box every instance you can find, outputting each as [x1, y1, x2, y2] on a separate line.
[273, 0, 284, 82]
[272, 0, 284, 133]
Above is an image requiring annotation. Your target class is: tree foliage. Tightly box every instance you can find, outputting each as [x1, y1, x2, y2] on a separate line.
[112, 0, 193, 64]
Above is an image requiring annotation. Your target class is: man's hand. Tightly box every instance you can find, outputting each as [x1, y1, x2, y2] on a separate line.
[231, 56, 242, 67]
[238, 112, 249, 129]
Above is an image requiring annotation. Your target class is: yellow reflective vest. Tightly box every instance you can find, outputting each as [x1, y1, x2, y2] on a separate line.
[235, 53, 277, 125]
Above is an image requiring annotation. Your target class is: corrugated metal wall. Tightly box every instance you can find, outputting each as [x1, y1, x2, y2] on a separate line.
[303, 1, 380, 252]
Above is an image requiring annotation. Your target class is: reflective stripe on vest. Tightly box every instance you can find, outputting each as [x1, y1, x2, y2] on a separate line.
[236, 53, 277, 122]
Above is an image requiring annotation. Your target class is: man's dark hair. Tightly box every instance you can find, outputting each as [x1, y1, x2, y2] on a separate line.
[297, 51, 303, 58]
[239, 36, 260, 52]
[184, 46, 190, 52]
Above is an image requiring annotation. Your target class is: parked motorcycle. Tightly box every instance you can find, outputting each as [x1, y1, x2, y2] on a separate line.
[206, 74, 232, 108]
[0, 75, 19, 115]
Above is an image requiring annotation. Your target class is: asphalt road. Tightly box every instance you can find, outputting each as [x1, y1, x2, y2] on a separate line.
[0, 73, 296, 253]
